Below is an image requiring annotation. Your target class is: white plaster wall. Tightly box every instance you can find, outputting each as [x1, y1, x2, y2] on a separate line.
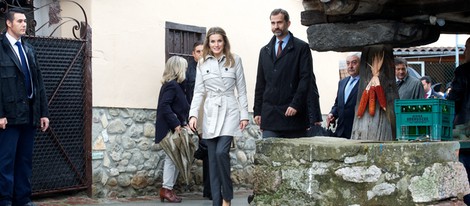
[89, 0, 340, 114]
[71, 0, 467, 116]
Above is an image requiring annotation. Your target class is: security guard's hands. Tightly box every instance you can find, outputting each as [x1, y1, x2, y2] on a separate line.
[0, 118, 7, 129]
[40, 117, 49, 132]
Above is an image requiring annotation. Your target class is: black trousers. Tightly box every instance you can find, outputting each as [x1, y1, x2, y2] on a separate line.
[202, 154, 211, 199]
[206, 136, 233, 206]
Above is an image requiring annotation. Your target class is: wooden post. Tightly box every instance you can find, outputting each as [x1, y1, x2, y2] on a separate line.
[351, 45, 399, 141]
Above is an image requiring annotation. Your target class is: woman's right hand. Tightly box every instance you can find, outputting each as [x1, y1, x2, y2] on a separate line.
[189, 117, 197, 132]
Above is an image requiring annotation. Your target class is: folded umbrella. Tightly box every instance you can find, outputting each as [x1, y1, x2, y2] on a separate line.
[159, 128, 196, 186]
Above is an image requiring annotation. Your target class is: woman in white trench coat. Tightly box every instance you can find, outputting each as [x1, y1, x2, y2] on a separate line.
[188, 27, 249, 206]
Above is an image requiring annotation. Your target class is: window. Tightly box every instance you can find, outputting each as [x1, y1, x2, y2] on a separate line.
[165, 22, 205, 62]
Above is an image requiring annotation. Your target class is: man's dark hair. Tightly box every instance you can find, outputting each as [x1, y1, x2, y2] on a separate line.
[394, 57, 408, 66]
[270, 8, 290, 22]
[420, 76, 432, 84]
[192, 41, 203, 51]
[5, 7, 26, 23]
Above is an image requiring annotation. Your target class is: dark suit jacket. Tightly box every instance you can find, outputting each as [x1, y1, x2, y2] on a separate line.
[329, 76, 359, 139]
[0, 33, 49, 126]
[183, 58, 197, 105]
[448, 62, 470, 125]
[254, 32, 317, 132]
[155, 80, 190, 143]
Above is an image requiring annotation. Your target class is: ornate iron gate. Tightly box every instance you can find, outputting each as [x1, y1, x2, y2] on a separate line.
[25, 35, 91, 195]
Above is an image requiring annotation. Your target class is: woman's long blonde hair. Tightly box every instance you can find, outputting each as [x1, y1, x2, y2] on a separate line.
[161, 56, 187, 84]
[202, 27, 234, 67]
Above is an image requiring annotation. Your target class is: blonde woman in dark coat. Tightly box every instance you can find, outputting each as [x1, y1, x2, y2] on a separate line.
[155, 56, 189, 203]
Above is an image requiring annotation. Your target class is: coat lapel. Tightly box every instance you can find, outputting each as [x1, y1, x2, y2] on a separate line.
[2, 36, 22, 70]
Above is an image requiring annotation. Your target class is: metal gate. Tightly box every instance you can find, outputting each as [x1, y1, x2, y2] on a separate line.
[25, 35, 91, 195]
[0, 0, 95, 195]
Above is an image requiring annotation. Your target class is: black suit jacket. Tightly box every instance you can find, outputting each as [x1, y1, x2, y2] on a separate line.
[155, 80, 190, 143]
[329, 76, 359, 138]
[254, 32, 318, 132]
[0, 34, 49, 126]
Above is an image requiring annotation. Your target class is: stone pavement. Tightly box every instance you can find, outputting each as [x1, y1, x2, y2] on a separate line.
[33, 190, 252, 206]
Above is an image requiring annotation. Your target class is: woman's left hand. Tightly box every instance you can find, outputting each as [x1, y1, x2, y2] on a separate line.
[239, 120, 249, 130]
[175, 125, 182, 133]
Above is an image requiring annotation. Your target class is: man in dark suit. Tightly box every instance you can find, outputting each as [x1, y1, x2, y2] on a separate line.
[254, 8, 321, 138]
[326, 53, 361, 139]
[420, 76, 443, 99]
[0, 8, 50, 206]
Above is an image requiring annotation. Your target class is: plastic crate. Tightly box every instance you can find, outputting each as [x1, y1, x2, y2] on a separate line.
[394, 99, 455, 141]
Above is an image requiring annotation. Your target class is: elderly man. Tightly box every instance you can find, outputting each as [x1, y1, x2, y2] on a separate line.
[394, 57, 425, 99]
[326, 53, 361, 139]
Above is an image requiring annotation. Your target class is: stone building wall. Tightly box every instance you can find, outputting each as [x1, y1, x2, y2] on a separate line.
[91, 107, 262, 197]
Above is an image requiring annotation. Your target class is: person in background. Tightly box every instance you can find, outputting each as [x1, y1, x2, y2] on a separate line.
[443, 82, 452, 99]
[188, 27, 249, 206]
[326, 53, 361, 139]
[155, 56, 189, 203]
[394, 57, 425, 99]
[0, 8, 50, 206]
[182, 41, 212, 200]
[184, 42, 203, 104]
[253, 8, 321, 138]
[420, 76, 443, 99]
[447, 36, 470, 205]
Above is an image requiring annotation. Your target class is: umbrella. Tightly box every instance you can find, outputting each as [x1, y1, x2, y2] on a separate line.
[159, 128, 196, 186]
[432, 82, 442, 92]
[407, 67, 422, 79]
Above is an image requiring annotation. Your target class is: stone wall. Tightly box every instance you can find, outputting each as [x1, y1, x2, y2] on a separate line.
[91, 107, 261, 197]
[253, 137, 470, 205]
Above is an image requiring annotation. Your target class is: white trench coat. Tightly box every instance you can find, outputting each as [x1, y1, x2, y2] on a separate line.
[189, 54, 249, 139]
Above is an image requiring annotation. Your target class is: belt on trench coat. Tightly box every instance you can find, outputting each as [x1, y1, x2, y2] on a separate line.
[207, 90, 233, 134]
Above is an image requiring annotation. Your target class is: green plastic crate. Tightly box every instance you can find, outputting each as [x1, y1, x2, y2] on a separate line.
[394, 99, 455, 141]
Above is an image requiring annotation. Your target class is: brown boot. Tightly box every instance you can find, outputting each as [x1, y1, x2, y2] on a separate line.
[159, 188, 182, 203]
[170, 189, 183, 202]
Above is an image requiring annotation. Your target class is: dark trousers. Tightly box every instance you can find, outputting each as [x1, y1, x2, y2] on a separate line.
[202, 155, 211, 199]
[0, 124, 36, 206]
[207, 136, 233, 206]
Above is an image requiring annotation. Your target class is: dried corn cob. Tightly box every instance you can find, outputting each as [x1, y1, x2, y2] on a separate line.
[375, 85, 386, 111]
[368, 86, 376, 116]
[357, 89, 369, 118]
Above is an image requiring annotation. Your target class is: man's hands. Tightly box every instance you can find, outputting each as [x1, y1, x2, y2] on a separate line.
[40, 117, 49, 132]
[255, 107, 298, 126]
[285, 107, 297, 117]
[0, 117, 49, 131]
[0, 118, 7, 129]
[326, 113, 335, 128]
